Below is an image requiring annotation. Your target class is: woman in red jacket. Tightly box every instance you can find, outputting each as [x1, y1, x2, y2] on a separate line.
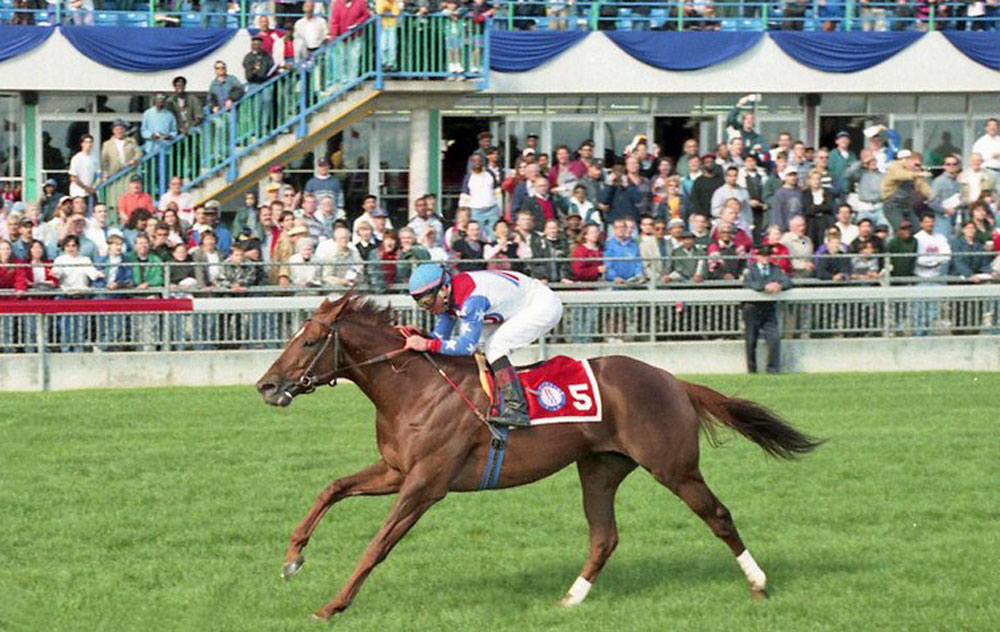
[761, 224, 793, 274]
[569, 223, 605, 342]
[0, 239, 17, 290]
[14, 240, 56, 293]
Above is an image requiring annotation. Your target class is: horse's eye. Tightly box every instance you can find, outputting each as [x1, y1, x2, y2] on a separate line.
[303, 339, 317, 348]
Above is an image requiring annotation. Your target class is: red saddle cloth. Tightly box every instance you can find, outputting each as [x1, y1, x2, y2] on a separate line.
[516, 356, 602, 425]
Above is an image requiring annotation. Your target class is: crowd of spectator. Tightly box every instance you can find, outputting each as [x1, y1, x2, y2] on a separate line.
[7, 93, 1000, 302]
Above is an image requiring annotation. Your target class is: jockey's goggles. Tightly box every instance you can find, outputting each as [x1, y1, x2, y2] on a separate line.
[415, 289, 439, 310]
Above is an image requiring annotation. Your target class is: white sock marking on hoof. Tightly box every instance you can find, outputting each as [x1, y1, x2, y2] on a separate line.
[736, 550, 767, 590]
[560, 576, 592, 607]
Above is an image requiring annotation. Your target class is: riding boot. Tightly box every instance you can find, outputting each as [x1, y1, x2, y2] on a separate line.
[488, 356, 531, 427]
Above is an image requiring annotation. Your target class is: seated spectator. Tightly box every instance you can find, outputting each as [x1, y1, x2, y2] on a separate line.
[969, 201, 995, 245]
[767, 168, 802, 232]
[887, 220, 917, 279]
[850, 219, 885, 255]
[571, 223, 605, 284]
[288, 237, 323, 287]
[126, 234, 164, 291]
[851, 241, 881, 280]
[150, 222, 174, 262]
[950, 220, 993, 280]
[453, 220, 487, 272]
[407, 197, 444, 248]
[914, 213, 952, 280]
[689, 212, 712, 248]
[668, 231, 706, 283]
[62, 212, 99, 260]
[653, 174, 684, 221]
[321, 226, 363, 288]
[802, 169, 836, 247]
[535, 219, 571, 284]
[11, 216, 34, 261]
[162, 208, 188, 245]
[711, 199, 754, 250]
[816, 228, 852, 281]
[353, 220, 380, 261]
[353, 196, 392, 241]
[217, 242, 258, 293]
[53, 235, 103, 293]
[92, 234, 132, 294]
[83, 204, 114, 258]
[484, 219, 520, 271]
[603, 218, 643, 285]
[14, 240, 56, 292]
[192, 231, 224, 288]
[189, 201, 232, 257]
[122, 208, 152, 253]
[761, 224, 792, 275]
[445, 205, 471, 254]
[707, 221, 747, 281]
[638, 215, 668, 284]
[568, 184, 599, 230]
[779, 211, 815, 278]
[0, 240, 16, 290]
[166, 242, 200, 293]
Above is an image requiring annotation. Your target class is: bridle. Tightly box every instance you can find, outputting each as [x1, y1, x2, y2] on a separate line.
[291, 317, 406, 397]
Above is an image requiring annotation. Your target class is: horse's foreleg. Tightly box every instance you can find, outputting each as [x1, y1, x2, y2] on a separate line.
[313, 468, 447, 620]
[284, 459, 403, 579]
[560, 453, 636, 607]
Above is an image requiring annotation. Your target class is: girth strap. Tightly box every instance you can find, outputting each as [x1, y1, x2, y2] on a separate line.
[477, 425, 509, 491]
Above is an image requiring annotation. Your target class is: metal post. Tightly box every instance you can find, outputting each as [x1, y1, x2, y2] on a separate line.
[227, 108, 238, 182]
[149, 0, 156, 27]
[375, 19, 385, 89]
[928, 5, 936, 31]
[240, 0, 247, 29]
[296, 66, 308, 139]
[157, 149, 167, 200]
[481, 17, 492, 89]
[37, 313, 48, 392]
[844, 0, 852, 31]
[677, 1, 684, 31]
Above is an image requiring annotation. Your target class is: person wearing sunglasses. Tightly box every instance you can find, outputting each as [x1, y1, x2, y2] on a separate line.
[404, 264, 564, 427]
[930, 154, 963, 237]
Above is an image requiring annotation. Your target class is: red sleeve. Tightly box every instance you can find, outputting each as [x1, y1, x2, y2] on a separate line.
[427, 337, 442, 353]
[354, 1, 371, 26]
[547, 166, 559, 188]
[450, 272, 476, 308]
[13, 264, 27, 292]
[329, 2, 343, 37]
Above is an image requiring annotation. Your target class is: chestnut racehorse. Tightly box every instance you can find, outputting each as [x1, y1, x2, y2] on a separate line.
[255, 294, 821, 621]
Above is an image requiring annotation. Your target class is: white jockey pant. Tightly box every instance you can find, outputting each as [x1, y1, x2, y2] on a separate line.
[481, 283, 564, 363]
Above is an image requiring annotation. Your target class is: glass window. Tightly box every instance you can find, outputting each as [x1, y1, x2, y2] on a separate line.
[919, 95, 966, 114]
[699, 95, 741, 114]
[821, 94, 865, 114]
[494, 96, 543, 114]
[869, 95, 916, 114]
[547, 96, 597, 114]
[551, 122, 595, 153]
[377, 121, 410, 170]
[922, 120, 965, 168]
[757, 95, 802, 114]
[507, 120, 543, 160]
[968, 94, 999, 114]
[758, 119, 803, 147]
[0, 96, 22, 179]
[892, 119, 916, 152]
[38, 94, 94, 115]
[655, 96, 701, 115]
[96, 95, 148, 115]
[602, 119, 648, 165]
[601, 96, 650, 113]
[333, 123, 371, 171]
[446, 96, 493, 115]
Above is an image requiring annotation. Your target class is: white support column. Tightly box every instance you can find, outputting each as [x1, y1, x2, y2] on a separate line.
[408, 107, 431, 219]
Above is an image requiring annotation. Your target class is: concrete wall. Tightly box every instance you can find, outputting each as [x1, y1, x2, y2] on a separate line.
[3, 336, 998, 391]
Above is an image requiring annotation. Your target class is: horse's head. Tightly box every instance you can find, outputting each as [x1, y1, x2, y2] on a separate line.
[256, 296, 352, 407]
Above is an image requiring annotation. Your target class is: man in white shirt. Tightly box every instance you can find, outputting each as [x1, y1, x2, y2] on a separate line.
[158, 176, 195, 221]
[971, 118, 1000, 171]
[957, 152, 996, 207]
[68, 134, 99, 200]
[913, 213, 952, 336]
[462, 153, 500, 239]
[351, 194, 393, 239]
[294, 1, 328, 60]
[407, 197, 443, 247]
[85, 203, 123, 257]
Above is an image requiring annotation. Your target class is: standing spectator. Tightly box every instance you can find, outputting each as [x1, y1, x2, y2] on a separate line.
[453, 220, 487, 272]
[802, 169, 836, 248]
[767, 168, 801, 231]
[780, 215, 815, 277]
[189, 201, 232, 257]
[534, 219, 570, 284]
[166, 76, 203, 135]
[53, 234, 102, 292]
[444, 205, 470, 253]
[887, 220, 917, 279]
[484, 220, 521, 270]
[568, 184, 600, 230]
[217, 242, 259, 293]
[914, 213, 952, 335]
[209, 61, 244, 114]
[828, 131, 858, 193]
[100, 120, 141, 178]
[727, 95, 768, 156]
[11, 216, 34, 261]
[603, 218, 643, 285]
[522, 176, 559, 229]
[638, 215, 668, 284]
[971, 118, 1000, 171]
[84, 203, 114, 258]
[117, 176, 154, 226]
[141, 94, 178, 157]
[376, 0, 403, 69]
[761, 224, 793, 274]
[882, 150, 932, 231]
[958, 152, 996, 209]
[304, 158, 343, 211]
[466, 131, 493, 173]
[243, 35, 277, 132]
[548, 145, 578, 205]
[570, 223, 605, 341]
[739, 154, 772, 236]
[569, 140, 597, 179]
[742, 244, 792, 374]
[14, 240, 56, 292]
[330, 0, 372, 79]
[37, 179, 60, 221]
[420, 227, 448, 262]
[68, 134, 99, 201]
[463, 153, 501, 238]
[845, 150, 888, 227]
[710, 166, 752, 223]
[675, 139, 700, 178]
[378, 231, 399, 287]
[407, 197, 443, 247]
[295, 1, 329, 61]
[158, 175, 194, 217]
[352, 220, 382, 286]
[690, 154, 723, 217]
[604, 157, 651, 225]
[192, 231, 224, 288]
[930, 154, 962, 237]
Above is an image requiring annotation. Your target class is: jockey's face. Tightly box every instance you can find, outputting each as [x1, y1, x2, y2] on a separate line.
[418, 284, 450, 314]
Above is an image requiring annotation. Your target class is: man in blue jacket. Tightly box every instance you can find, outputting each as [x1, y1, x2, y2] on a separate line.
[603, 218, 643, 285]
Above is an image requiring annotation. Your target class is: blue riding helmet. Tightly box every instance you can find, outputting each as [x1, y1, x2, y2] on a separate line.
[408, 264, 449, 305]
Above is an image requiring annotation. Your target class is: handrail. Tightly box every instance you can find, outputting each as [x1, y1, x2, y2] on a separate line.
[95, 13, 486, 221]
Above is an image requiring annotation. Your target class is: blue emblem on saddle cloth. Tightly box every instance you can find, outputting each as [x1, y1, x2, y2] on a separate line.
[536, 381, 566, 412]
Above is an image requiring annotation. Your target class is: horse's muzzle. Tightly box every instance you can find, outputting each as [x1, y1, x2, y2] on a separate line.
[256, 375, 296, 407]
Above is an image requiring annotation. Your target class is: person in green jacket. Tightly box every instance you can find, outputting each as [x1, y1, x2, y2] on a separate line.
[727, 94, 767, 156]
[828, 131, 859, 194]
[886, 220, 918, 280]
[125, 233, 164, 290]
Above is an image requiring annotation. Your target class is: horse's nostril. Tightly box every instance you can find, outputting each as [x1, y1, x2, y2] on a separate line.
[258, 380, 278, 394]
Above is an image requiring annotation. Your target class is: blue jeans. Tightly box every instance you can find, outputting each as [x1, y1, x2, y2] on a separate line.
[380, 24, 398, 68]
[471, 205, 500, 240]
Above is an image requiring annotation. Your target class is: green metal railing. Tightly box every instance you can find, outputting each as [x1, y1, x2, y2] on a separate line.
[97, 14, 488, 222]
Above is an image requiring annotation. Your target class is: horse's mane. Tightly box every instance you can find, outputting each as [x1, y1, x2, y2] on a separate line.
[318, 292, 396, 328]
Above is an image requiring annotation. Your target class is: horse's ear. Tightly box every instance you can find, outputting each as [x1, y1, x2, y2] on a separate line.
[318, 292, 354, 323]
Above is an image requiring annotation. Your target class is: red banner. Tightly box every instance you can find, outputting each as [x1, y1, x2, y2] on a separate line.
[0, 298, 193, 314]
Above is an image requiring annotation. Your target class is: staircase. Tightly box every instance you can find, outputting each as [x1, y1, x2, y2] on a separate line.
[98, 15, 489, 216]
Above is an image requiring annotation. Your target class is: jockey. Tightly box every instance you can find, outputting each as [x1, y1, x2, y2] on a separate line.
[404, 264, 564, 427]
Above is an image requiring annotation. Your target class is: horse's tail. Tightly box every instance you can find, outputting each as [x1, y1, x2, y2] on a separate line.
[681, 381, 823, 460]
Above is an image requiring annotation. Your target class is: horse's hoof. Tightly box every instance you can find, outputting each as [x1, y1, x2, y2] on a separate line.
[309, 613, 330, 624]
[750, 587, 768, 600]
[282, 558, 305, 580]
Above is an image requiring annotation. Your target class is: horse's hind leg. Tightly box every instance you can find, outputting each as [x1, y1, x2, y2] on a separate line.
[657, 467, 768, 598]
[560, 453, 637, 607]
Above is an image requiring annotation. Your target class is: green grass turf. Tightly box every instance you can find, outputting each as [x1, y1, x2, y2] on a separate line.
[2, 373, 998, 631]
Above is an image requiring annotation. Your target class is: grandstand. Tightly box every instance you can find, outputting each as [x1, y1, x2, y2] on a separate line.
[1, 1, 1000, 389]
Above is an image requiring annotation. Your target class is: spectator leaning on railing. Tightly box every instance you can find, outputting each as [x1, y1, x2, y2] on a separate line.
[166, 76, 203, 135]
[141, 94, 178, 156]
[100, 119, 141, 179]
